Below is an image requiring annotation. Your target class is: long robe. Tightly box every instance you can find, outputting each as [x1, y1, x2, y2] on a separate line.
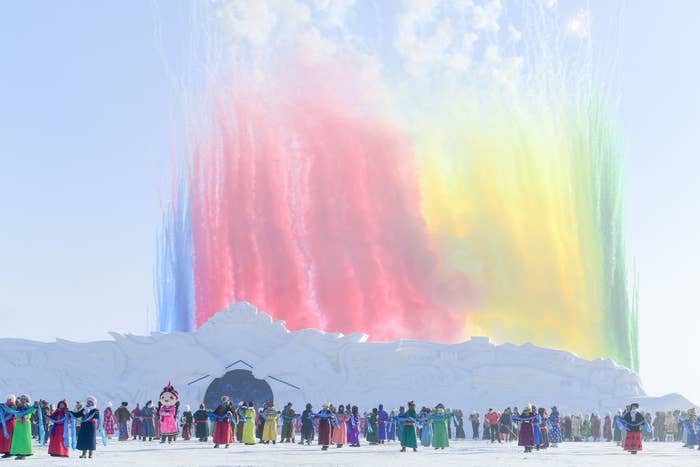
[159, 405, 178, 437]
[366, 413, 378, 444]
[623, 412, 644, 452]
[401, 408, 418, 449]
[73, 408, 99, 452]
[212, 405, 233, 445]
[262, 409, 280, 442]
[419, 415, 432, 446]
[181, 411, 193, 440]
[140, 405, 156, 438]
[48, 408, 69, 457]
[455, 413, 466, 439]
[300, 409, 314, 442]
[114, 407, 131, 441]
[387, 416, 396, 441]
[332, 414, 349, 445]
[548, 412, 563, 444]
[317, 410, 333, 446]
[103, 408, 116, 437]
[193, 409, 209, 440]
[9, 406, 35, 456]
[377, 410, 389, 441]
[518, 418, 535, 447]
[236, 408, 246, 442]
[242, 408, 256, 444]
[431, 414, 450, 448]
[281, 408, 295, 441]
[130, 408, 142, 439]
[347, 414, 360, 445]
[0, 403, 17, 454]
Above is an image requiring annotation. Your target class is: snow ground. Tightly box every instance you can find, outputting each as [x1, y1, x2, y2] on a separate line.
[22, 438, 700, 466]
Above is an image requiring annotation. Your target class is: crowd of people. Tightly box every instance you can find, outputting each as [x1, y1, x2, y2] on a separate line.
[0, 387, 696, 460]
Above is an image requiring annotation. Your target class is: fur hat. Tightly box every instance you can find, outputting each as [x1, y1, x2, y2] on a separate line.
[199, 403, 206, 409]
[87, 396, 97, 406]
[185, 405, 191, 412]
[107, 402, 113, 408]
[18, 394, 31, 404]
[5, 394, 16, 403]
[630, 403, 640, 409]
[121, 402, 129, 407]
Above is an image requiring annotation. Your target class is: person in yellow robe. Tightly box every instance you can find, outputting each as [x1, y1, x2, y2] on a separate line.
[262, 403, 280, 444]
[241, 402, 256, 445]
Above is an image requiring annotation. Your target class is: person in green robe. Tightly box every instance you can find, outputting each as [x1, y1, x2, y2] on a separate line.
[582, 415, 592, 441]
[400, 401, 418, 452]
[366, 409, 379, 444]
[613, 411, 623, 444]
[241, 402, 256, 445]
[10, 395, 35, 459]
[431, 404, 450, 449]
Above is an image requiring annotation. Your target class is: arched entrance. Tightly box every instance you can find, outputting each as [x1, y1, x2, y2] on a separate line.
[203, 369, 273, 409]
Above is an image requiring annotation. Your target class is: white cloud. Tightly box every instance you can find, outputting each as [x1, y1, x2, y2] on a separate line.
[544, 0, 557, 8]
[472, 0, 502, 32]
[508, 24, 522, 42]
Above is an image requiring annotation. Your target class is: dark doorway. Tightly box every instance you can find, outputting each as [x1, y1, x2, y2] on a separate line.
[203, 369, 273, 409]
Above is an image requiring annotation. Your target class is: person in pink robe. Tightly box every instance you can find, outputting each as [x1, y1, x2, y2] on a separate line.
[103, 403, 116, 438]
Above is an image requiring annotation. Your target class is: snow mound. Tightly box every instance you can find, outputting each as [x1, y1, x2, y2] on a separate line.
[0, 302, 690, 413]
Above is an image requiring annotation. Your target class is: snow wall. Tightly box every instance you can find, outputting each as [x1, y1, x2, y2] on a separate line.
[0, 302, 690, 414]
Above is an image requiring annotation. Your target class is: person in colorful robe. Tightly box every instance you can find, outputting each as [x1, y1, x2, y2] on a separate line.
[140, 401, 156, 441]
[9, 395, 35, 459]
[622, 403, 645, 454]
[548, 406, 562, 446]
[242, 402, 257, 445]
[537, 407, 549, 449]
[0, 395, 17, 458]
[316, 403, 334, 450]
[236, 402, 246, 442]
[419, 408, 432, 447]
[431, 404, 450, 449]
[114, 402, 132, 441]
[72, 396, 100, 459]
[130, 403, 142, 440]
[591, 412, 601, 441]
[262, 403, 280, 444]
[332, 405, 350, 448]
[212, 396, 233, 448]
[281, 403, 296, 443]
[514, 406, 536, 453]
[603, 413, 613, 441]
[300, 403, 314, 445]
[48, 399, 70, 457]
[399, 401, 418, 452]
[103, 402, 116, 439]
[366, 408, 379, 445]
[347, 405, 361, 447]
[613, 411, 623, 445]
[377, 404, 389, 444]
[193, 404, 209, 442]
[181, 405, 193, 441]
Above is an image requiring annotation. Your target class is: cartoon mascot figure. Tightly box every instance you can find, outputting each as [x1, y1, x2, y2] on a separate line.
[158, 382, 180, 444]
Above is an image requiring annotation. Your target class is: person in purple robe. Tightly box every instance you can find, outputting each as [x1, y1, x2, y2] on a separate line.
[377, 404, 389, 443]
[347, 406, 361, 447]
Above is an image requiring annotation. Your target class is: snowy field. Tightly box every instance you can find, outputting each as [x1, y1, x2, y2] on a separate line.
[20, 439, 700, 466]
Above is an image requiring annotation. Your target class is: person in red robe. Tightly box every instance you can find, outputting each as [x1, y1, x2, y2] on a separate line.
[212, 396, 233, 448]
[48, 400, 70, 457]
[0, 395, 17, 458]
[131, 404, 142, 441]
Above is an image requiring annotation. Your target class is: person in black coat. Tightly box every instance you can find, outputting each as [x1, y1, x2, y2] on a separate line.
[193, 404, 209, 442]
[72, 396, 100, 459]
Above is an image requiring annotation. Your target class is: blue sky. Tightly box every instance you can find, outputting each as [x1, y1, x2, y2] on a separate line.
[1, 1, 699, 403]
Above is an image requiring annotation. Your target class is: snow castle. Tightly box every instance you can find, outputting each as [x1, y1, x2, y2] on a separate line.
[0, 302, 690, 413]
